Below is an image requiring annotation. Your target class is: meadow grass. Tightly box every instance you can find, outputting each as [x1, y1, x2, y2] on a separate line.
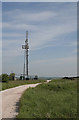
[1, 79, 46, 90]
[17, 79, 77, 118]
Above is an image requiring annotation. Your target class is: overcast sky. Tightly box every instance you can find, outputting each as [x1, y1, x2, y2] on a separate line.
[2, 0, 78, 2]
[2, 2, 77, 77]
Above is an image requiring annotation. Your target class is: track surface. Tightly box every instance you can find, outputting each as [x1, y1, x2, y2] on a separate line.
[1, 80, 51, 119]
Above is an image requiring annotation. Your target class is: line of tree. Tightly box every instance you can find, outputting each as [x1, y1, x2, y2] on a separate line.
[0, 73, 39, 82]
[0, 73, 15, 82]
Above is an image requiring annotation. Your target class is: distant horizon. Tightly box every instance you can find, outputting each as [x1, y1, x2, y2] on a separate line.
[1, 72, 77, 78]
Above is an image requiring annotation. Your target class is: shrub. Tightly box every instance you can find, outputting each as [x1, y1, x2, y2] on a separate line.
[2, 74, 9, 82]
[34, 75, 38, 80]
[9, 73, 15, 81]
[20, 76, 23, 80]
[0, 75, 2, 82]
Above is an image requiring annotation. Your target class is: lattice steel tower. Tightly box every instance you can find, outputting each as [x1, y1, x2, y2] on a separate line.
[22, 31, 29, 78]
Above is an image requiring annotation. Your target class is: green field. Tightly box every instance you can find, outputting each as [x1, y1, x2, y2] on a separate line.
[17, 79, 77, 118]
[1, 79, 46, 90]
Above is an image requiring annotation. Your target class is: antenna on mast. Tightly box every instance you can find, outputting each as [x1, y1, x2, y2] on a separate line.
[26, 31, 28, 41]
[23, 50, 25, 79]
[22, 31, 29, 79]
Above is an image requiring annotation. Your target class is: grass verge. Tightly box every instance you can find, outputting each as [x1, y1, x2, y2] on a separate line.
[17, 79, 77, 118]
[1, 79, 46, 90]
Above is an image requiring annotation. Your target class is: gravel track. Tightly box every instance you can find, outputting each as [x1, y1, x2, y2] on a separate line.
[0, 80, 51, 119]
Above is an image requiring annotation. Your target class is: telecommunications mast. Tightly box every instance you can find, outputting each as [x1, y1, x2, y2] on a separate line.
[22, 31, 29, 79]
